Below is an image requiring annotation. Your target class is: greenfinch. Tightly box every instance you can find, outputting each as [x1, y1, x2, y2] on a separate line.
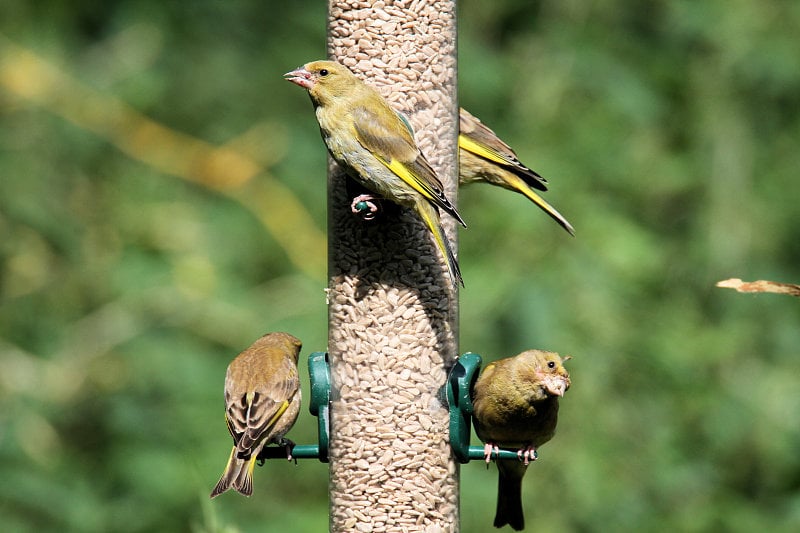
[210, 332, 302, 498]
[459, 108, 575, 236]
[472, 350, 571, 530]
[284, 60, 466, 287]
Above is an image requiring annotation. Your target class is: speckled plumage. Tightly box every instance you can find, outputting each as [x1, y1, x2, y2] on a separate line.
[210, 332, 302, 498]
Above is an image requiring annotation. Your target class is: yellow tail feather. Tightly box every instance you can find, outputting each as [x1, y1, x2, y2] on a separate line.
[416, 201, 463, 288]
[210, 447, 238, 498]
[505, 174, 574, 236]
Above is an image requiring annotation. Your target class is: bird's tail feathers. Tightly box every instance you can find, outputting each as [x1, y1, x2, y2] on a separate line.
[515, 164, 549, 192]
[495, 460, 527, 531]
[210, 447, 237, 498]
[233, 455, 257, 496]
[210, 447, 255, 498]
[416, 201, 463, 288]
[507, 173, 575, 236]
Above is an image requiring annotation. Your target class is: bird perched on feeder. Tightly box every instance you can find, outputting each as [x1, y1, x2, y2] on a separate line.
[458, 108, 574, 236]
[284, 60, 466, 288]
[471, 349, 571, 531]
[210, 332, 302, 498]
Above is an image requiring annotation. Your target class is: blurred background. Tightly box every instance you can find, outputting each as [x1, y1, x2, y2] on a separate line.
[1, 0, 799, 531]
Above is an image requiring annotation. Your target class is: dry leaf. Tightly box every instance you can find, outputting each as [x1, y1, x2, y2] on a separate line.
[716, 278, 800, 297]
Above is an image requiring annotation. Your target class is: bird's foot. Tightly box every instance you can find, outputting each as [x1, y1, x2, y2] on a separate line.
[517, 445, 538, 466]
[483, 442, 500, 464]
[351, 194, 382, 221]
[279, 438, 297, 464]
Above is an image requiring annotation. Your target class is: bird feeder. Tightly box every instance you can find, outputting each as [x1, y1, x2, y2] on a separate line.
[326, 1, 459, 531]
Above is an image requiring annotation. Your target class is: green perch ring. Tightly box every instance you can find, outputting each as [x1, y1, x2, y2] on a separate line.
[256, 351, 330, 462]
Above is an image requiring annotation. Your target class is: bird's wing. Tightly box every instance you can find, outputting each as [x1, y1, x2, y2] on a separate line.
[459, 110, 548, 191]
[243, 359, 300, 450]
[352, 105, 466, 227]
[225, 361, 300, 455]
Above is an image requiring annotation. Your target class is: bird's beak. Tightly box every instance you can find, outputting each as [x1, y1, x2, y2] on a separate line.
[547, 378, 569, 397]
[284, 67, 314, 89]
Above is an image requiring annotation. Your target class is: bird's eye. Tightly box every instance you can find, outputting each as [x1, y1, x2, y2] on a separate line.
[319, 69, 329, 76]
[547, 361, 556, 369]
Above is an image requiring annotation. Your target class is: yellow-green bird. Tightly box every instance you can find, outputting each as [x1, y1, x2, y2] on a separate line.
[210, 332, 302, 498]
[284, 60, 466, 287]
[459, 108, 574, 236]
[472, 349, 571, 530]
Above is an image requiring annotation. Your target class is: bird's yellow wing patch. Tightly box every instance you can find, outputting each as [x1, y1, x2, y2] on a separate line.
[352, 105, 466, 227]
[373, 153, 438, 202]
[458, 133, 513, 167]
[266, 400, 290, 430]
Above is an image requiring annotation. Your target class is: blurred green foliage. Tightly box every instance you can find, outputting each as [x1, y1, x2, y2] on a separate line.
[1, 0, 799, 532]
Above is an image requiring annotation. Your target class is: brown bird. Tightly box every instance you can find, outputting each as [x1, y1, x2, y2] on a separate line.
[472, 349, 571, 530]
[459, 108, 574, 236]
[210, 332, 302, 498]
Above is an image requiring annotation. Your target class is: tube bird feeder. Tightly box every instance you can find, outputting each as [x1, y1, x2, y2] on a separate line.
[326, 1, 460, 531]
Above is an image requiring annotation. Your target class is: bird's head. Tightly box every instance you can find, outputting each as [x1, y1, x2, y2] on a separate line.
[284, 60, 357, 105]
[542, 353, 571, 397]
[523, 350, 571, 398]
